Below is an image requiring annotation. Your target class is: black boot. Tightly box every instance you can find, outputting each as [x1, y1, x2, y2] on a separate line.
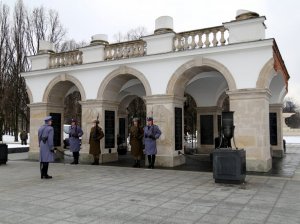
[40, 162, 44, 179]
[147, 155, 152, 169]
[151, 155, 156, 169]
[133, 160, 138, 168]
[74, 152, 79, 164]
[43, 162, 52, 179]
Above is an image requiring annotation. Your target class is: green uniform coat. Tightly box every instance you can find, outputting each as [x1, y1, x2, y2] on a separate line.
[89, 126, 104, 155]
[129, 126, 144, 157]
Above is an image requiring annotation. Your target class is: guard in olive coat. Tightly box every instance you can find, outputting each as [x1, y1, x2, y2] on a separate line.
[69, 118, 83, 165]
[20, 130, 28, 145]
[144, 117, 161, 169]
[38, 116, 55, 179]
[89, 120, 104, 165]
[129, 118, 144, 168]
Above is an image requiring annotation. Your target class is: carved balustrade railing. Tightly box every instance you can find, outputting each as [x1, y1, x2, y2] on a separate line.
[105, 40, 146, 60]
[173, 26, 228, 51]
[49, 50, 83, 68]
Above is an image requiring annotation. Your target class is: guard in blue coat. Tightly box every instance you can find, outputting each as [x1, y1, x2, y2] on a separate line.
[38, 116, 55, 179]
[144, 117, 161, 169]
[69, 118, 83, 164]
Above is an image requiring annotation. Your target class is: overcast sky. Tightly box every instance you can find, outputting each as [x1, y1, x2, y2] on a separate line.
[3, 0, 300, 103]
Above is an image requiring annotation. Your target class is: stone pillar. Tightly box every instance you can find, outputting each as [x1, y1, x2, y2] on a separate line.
[196, 106, 222, 154]
[142, 16, 175, 55]
[80, 34, 108, 64]
[269, 104, 284, 157]
[28, 103, 49, 160]
[80, 100, 119, 164]
[228, 89, 272, 172]
[144, 95, 185, 167]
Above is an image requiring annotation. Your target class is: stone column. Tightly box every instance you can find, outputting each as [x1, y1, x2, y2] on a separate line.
[269, 104, 284, 157]
[196, 106, 222, 154]
[144, 95, 185, 167]
[80, 100, 119, 164]
[28, 103, 48, 160]
[228, 89, 272, 172]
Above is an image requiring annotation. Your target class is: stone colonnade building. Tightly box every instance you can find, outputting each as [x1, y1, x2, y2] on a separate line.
[22, 10, 289, 172]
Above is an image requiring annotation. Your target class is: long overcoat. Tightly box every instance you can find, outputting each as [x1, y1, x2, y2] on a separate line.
[129, 126, 144, 157]
[143, 125, 161, 155]
[89, 126, 104, 155]
[38, 124, 55, 162]
[69, 125, 83, 152]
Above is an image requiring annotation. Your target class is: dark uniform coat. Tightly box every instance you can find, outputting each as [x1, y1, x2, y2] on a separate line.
[20, 131, 28, 140]
[144, 125, 161, 155]
[129, 126, 144, 157]
[69, 125, 83, 152]
[89, 126, 104, 155]
[38, 124, 54, 162]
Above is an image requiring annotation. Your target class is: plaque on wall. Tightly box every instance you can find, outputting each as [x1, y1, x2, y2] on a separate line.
[200, 115, 214, 145]
[119, 118, 126, 144]
[175, 107, 183, 151]
[50, 113, 61, 147]
[269, 112, 278, 145]
[105, 110, 115, 148]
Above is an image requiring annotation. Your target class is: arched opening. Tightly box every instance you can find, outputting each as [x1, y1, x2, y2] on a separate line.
[98, 67, 150, 165]
[257, 58, 289, 158]
[168, 58, 232, 161]
[44, 78, 84, 150]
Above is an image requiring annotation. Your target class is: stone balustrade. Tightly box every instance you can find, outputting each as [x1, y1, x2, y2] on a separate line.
[105, 40, 146, 60]
[49, 50, 83, 68]
[173, 26, 228, 51]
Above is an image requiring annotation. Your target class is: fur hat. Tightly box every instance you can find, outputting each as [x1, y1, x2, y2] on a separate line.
[93, 120, 100, 124]
[132, 117, 139, 122]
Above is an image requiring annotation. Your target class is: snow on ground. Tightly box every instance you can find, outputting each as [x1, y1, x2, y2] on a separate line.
[284, 136, 300, 144]
[2, 135, 30, 148]
[2, 134, 300, 149]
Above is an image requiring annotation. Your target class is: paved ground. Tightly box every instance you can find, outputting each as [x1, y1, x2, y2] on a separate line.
[0, 146, 300, 224]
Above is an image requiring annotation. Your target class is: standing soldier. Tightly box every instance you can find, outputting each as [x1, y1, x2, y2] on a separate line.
[89, 119, 104, 165]
[38, 116, 55, 179]
[20, 130, 28, 145]
[144, 117, 161, 169]
[129, 118, 144, 168]
[69, 119, 83, 165]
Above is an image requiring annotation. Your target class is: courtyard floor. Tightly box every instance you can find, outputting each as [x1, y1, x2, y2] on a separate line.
[0, 145, 300, 224]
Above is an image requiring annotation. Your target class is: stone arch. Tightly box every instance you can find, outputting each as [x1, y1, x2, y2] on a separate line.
[42, 74, 86, 103]
[26, 84, 33, 104]
[256, 58, 276, 89]
[166, 57, 237, 96]
[97, 66, 152, 100]
[216, 91, 228, 108]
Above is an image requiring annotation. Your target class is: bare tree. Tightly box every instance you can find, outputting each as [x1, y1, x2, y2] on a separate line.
[26, 6, 66, 55]
[0, 0, 67, 141]
[0, 3, 11, 141]
[113, 26, 148, 43]
[58, 39, 87, 52]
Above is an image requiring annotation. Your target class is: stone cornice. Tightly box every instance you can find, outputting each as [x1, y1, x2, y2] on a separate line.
[273, 40, 289, 91]
[79, 100, 119, 107]
[144, 95, 185, 105]
[227, 88, 271, 100]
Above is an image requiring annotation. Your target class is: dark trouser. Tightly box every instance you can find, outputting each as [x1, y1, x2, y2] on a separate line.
[21, 140, 27, 145]
[147, 155, 156, 169]
[40, 162, 49, 177]
[72, 152, 79, 164]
